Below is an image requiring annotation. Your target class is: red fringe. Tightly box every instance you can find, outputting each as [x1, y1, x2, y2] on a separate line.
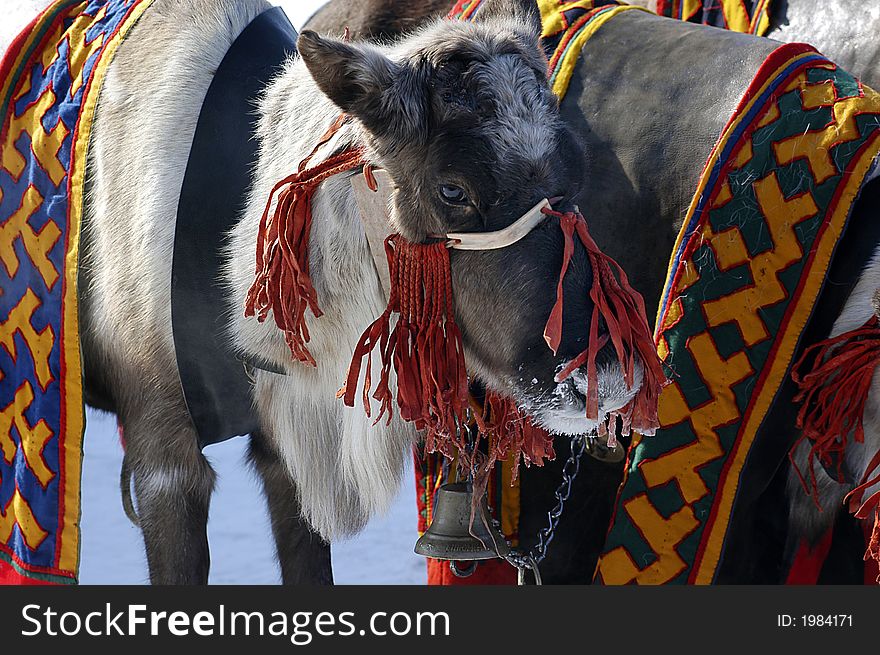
[542, 210, 666, 436]
[866, 510, 880, 582]
[791, 316, 880, 500]
[468, 393, 555, 537]
[476, 392, 556, 482]
[245, 116, 363, 366]
[792, 316, 880, 582]
[341, 236, 470, 452]
[340, 235, 556, 486]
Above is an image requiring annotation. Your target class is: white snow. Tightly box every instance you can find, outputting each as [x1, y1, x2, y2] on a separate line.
[80, 409, 425, 584]
[2, 0, 427, 585]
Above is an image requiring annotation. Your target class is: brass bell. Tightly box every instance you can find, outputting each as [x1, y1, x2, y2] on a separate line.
[415, 482, 511, 561]
[586, 435, 626, 464]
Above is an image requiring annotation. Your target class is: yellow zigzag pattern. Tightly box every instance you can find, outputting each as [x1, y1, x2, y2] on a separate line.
[599, 66, 880, 584]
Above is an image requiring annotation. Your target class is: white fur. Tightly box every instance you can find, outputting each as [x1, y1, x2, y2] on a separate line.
[529, 361, 643, 436]
[222, 50, 416, 539]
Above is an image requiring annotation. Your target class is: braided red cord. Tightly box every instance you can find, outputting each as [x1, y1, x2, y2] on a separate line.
[341, 237, 470, 451]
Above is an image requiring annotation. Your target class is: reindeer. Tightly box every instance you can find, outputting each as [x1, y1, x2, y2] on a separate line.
[75, 0, 652, 584]
[305, 0, 880, 582]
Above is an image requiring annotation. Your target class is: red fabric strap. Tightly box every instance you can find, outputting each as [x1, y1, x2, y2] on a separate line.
[542, 209, 666, 437]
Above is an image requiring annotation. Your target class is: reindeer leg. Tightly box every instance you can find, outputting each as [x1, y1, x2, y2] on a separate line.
[122, 415, 215, 585]
[249, 431, 333, 585]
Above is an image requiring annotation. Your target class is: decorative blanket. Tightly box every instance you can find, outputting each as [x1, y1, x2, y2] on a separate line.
[595, 43, 880, 584]
[657, 0, 773, 35]
[0, 0, 153, 585]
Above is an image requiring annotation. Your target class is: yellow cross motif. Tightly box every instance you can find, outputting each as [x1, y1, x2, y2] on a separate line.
[65, 4, 108, 98]
[0, 489, 49, 552]
[0, 289, 55, 392]
[1, 85, 70, 187]
[36, 2, 86, 75]
[598, 332, 753, 584]
[597, 494, 699, 584]
[701, 171, 818, 346]
[774, 84, 880, 185]
[0, 186, 61, 289]
[640, 333, 754, 504]
[0, 381, 55, 489]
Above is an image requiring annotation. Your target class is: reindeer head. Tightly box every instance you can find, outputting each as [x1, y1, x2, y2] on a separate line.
[298, 0, 650, 436]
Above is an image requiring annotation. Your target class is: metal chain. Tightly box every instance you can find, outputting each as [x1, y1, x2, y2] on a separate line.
[503, 435, 587, 583]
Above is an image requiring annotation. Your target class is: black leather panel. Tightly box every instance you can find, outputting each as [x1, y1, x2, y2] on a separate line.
[172, 8, 298, 448]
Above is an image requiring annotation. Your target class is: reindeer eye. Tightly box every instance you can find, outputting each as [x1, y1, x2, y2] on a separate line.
[439, 184, 469, 205]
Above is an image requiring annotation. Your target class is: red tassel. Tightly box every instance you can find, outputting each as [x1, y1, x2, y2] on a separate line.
[245, 116, 363, 365]
[341, 236, 470, 454]
[542, 209, 666, 436]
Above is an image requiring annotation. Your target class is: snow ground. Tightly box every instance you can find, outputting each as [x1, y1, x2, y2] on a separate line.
[2, 0, 427, 585]
[80, 411, 425, 585]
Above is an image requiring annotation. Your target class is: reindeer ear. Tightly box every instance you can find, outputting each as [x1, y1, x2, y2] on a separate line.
[472, 0, 543, 39]
[298, 30, 427, 142]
